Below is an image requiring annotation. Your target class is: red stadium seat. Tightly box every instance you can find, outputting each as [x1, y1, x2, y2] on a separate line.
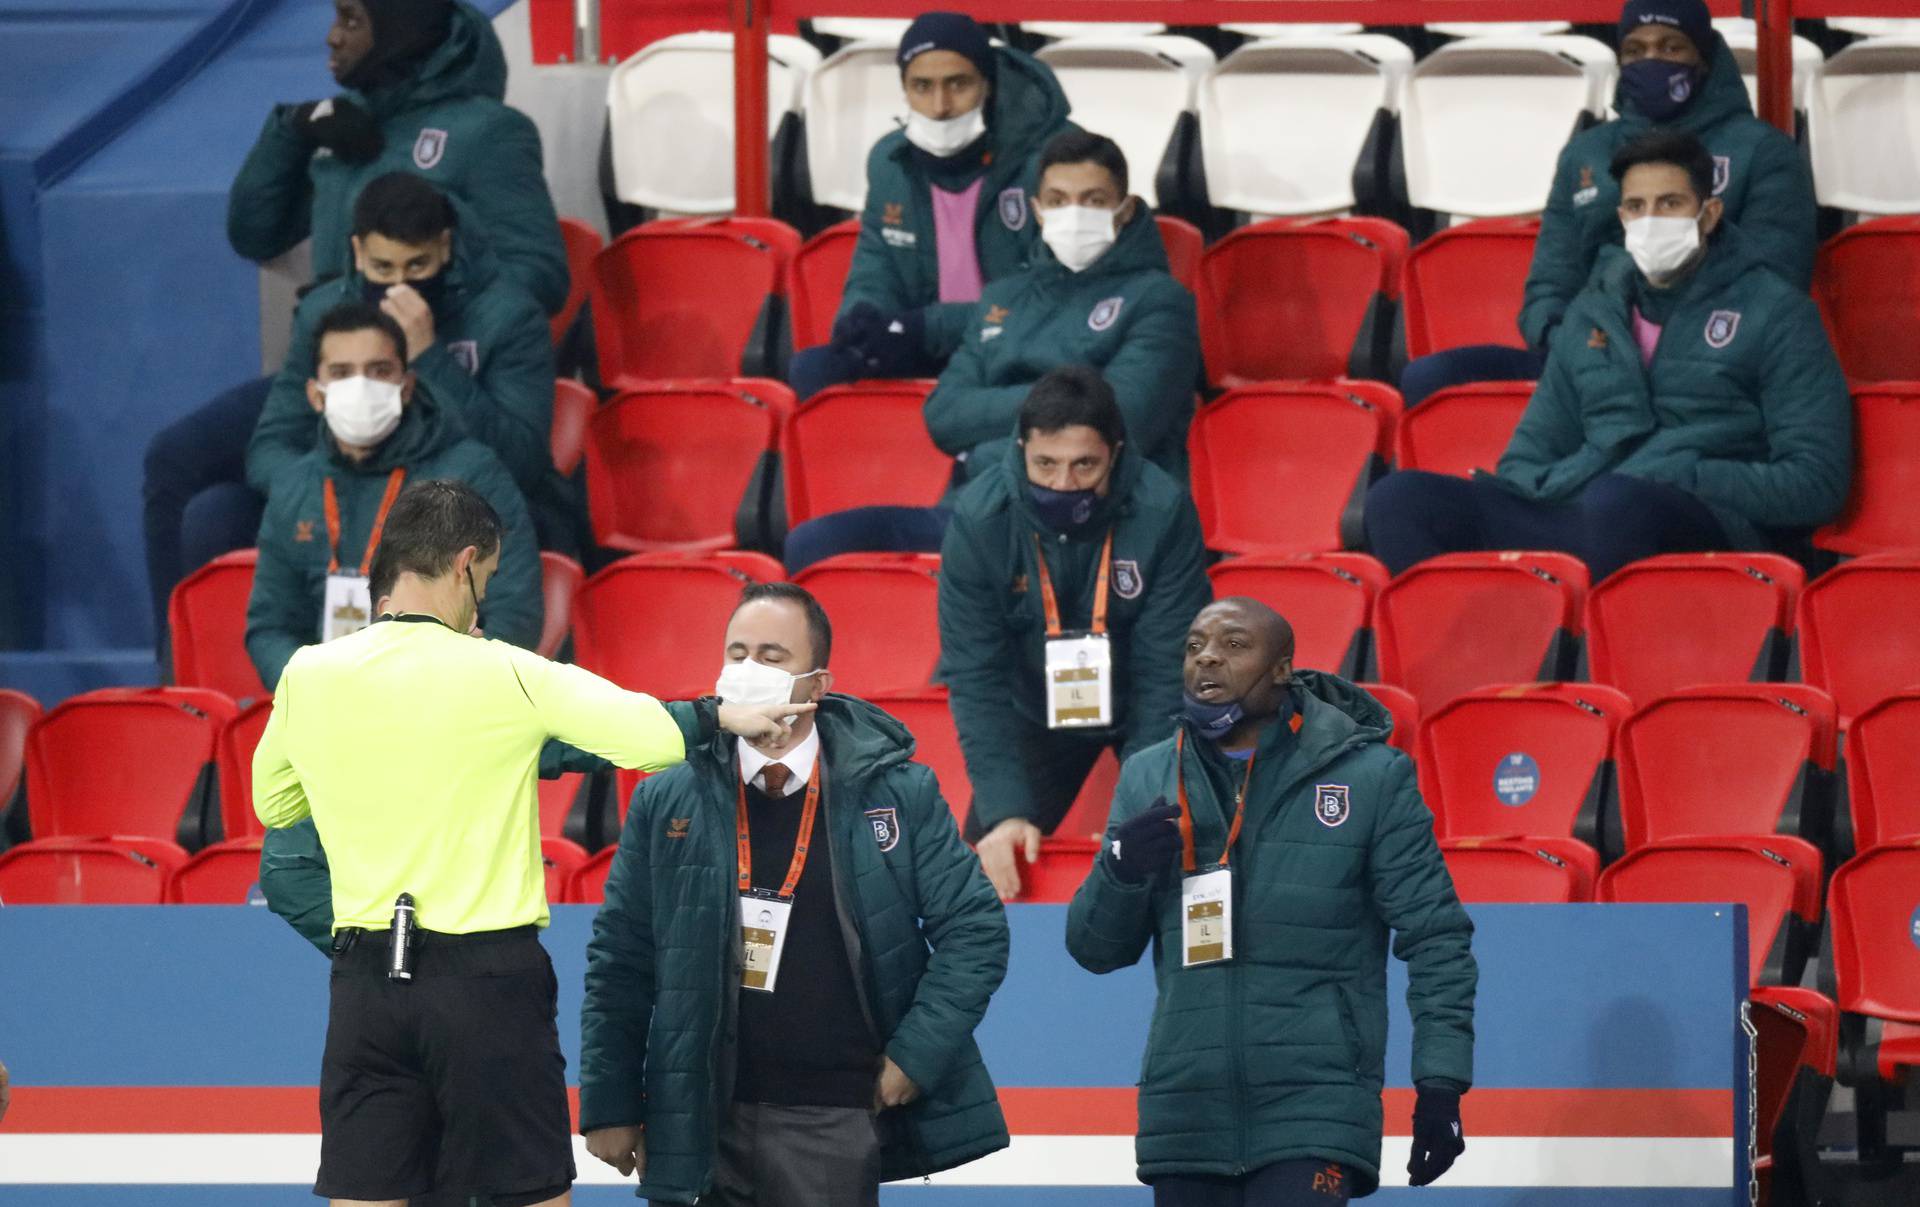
[794, 554, 942, 697]
[1416, 682, 1632, 882]
[585, 379, 791, 553]
[0, 688, 41, 813]
[1398, 217, 1538, 359]
[552, 217, 605, 346]
[26, 688, 238, 850]
[1054, 751, 1122, 842]
[573, 552, 787, 701]
[167, 839, 265, 904]
[1189, 382, 1401, 556]
[551, 378, 596, 476]
[1796, 555, 1920, 726]
[168, 549, 267, 704]
[1615, 685, 1837, 854]
[1847, 690, 1920, 853]
[1373, 551, 1588, 719]
[781, 381, 949, 526]
[0, 838, 182, 904]
[543, 837, 589, 904]
[1441, 838, 1593, 903]
[875, 691, 970, 826]
[217, 700, 273, 842]
[1012, 838, 1100, 903]
[1584, 553, 1804, 707]
[571, 846, 616, 905]
[1199, 217, 1409, 384]
[787, 219, 860, 352]
[537, 551, 585, 659]
[589, 217, 800, 390]
[1391, 381, 1533, 477]
[1749, 985, 1839, 1200]
[1824, 844, 1920, 1080]
[1598, 840, 1821, 987]
[1207, 553, 1388, 678]
[1155, 215, 1204, 295]
[538, 772, 588, 841]
[1813, 216, 1920, 383]
[1357, 682, 1418, 755]
[1816, 383, 1920, 557]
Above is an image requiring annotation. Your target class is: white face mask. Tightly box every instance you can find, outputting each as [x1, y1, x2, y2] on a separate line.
[715, 658, 823, 716]
[1039, 204, 1120, 273]
[1623, 214, 1703, 285]
[903, 105, 986, 158]
[322, 375, 404, 447]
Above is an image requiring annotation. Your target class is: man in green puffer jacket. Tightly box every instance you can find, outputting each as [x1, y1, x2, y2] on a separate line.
[228, 0, 567, 315]
[580, 583, 1009, 1205]
[788, 11, 1075, 399]
[1366, 129, 1849, 581]
[1069, 597, 1477, 1201]
[1398, 0, 1815, 407]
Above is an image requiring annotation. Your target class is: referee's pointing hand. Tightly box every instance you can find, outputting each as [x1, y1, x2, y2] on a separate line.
[718, 700, 816, 747]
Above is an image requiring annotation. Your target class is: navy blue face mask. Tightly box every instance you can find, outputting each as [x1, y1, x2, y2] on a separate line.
[361, 271, 448, 314]
[1027, 483, 1099, 532]
[1619, 58, 1704, 123]
[1182, 692, 1246, 740]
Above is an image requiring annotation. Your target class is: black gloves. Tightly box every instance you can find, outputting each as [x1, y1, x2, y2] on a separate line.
[1105, 801, 1182, 885]
[1407, 1083, 1465, 1186]
[829, 303, 932, 378]
[291, 97, 384, 164]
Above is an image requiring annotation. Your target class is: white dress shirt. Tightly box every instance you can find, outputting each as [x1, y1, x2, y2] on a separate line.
[736, 726, 820, 797]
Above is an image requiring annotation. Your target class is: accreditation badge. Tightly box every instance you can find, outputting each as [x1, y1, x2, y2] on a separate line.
[1182, 868, 1233, 967]
[1045, 632, 1112, 729]
[740, 891, 794, 993]
[322, 574, 374, 643]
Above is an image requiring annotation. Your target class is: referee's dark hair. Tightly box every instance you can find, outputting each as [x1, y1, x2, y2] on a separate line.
[734, 582, 833, 669]
[1019, 364, 1126, 451]
[370, 479, 504, 602]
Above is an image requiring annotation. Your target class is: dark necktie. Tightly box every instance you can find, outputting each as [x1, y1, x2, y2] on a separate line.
[760, 763, 792, 797]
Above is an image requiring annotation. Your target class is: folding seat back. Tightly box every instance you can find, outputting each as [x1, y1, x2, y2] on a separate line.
[1826, 845, 1920, 1022]
[787, 220, 860, 351]
[781, 381, 949, 526]
[1023, 22, 1165, 38]
[1054, 751, 1124, 842]
[1035, 36, 1214, 208]
[0, 839, 176, 904]
[0, 689, 41, 810]
[1748, 984, 1840, 1188]
[1814, 222, 1920, 384]
[26, 688, 237, 847]
[538, 552, 585, 660]
[1373, 551, 1588, 718]
[1206, 553, 1388, 677]
[1615, 685, 1837, 851]
[605, 33, 821, 214]
[1417, 682, 1631, 848]
[1796, 556, 1920, 725]
[571, 847, 618, 905]
[1189, 381, 1400, 555]
[574, 552, 787, 701]
[1198, 35, 1413, 217]
[1199, 219, 1409, 384]
[803, 42, 906, 212]
[168, 549, 267, 704]
[1809, 39, 1920, 217]
[1013, 839, 1101, 903]
[1399, 37, 1615, 218]
[585, 379, 791, 553]
[543, 837, 589, 904]
[1599, 842, 1805, 987]
[552, 218, 605, 345]
[217, 700, 274, 842]
[589, 219, 801, 388]
[1584, 553, 1804, 706]
[1399, 218, 1539, 357]
[1816, 382, 1920, 555]
[1357, 682, 1418, 754]
[1155, 216, 1203, 294]
[550, 379, 595, 477]
[167, 839, 265, 904]
[1846, 691, 1920, 851]
[1442, 841, 1587, 903]
[793, 554, 942, 696]
[874, 692, 970, 826]
[1391, 381, 1534, 477]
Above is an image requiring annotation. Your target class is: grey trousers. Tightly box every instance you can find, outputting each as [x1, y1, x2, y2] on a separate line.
[700, 1101, 883, 1207]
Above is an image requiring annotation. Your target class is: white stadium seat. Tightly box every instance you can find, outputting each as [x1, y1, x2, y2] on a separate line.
[810, 17, 910, 41]
[1035, 35, 1215, 208]
[803, 40, 907, 212]
[1428, 22, 1573, 38]
[1198, 35, 1413, 217]
[1023, 22, 1168, 40]
[606, 32, 821, 214]
[1827, 19, 1920, 39]
[1399, 35, 1616, 218]
[1810, 37, 1920, 215]
[1717, 22, 1826, 117]
[1221, 24, 1365, 39]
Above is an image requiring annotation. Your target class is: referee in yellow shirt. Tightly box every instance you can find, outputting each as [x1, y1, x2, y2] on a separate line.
[253, 479, 805, 1207]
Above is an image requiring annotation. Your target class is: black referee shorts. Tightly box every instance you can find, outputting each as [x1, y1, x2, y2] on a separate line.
[316, 925, 575, 1203]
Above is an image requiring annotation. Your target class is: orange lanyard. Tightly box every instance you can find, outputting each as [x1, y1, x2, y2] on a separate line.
[735, 763, 823, 900]
[323, 468, 406, 576]
[1175, 730, 1257, 875]
[1032, 532, 1114, 638]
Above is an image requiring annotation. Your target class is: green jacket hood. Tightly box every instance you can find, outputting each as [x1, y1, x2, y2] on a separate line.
[686, 694, 920, 778]
[881, 44, 1071, 174]
[317, 392, 462, 472]
[351, 1, 508, 116]
[1586, 217, 1769, 310]
[1614, 36, 1752, 131]
[996, 426, 1148, 535]
[1031, 201, 1171, 280]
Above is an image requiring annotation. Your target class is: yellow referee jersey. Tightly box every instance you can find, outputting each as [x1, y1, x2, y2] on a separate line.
[252, 615, 692, 934]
